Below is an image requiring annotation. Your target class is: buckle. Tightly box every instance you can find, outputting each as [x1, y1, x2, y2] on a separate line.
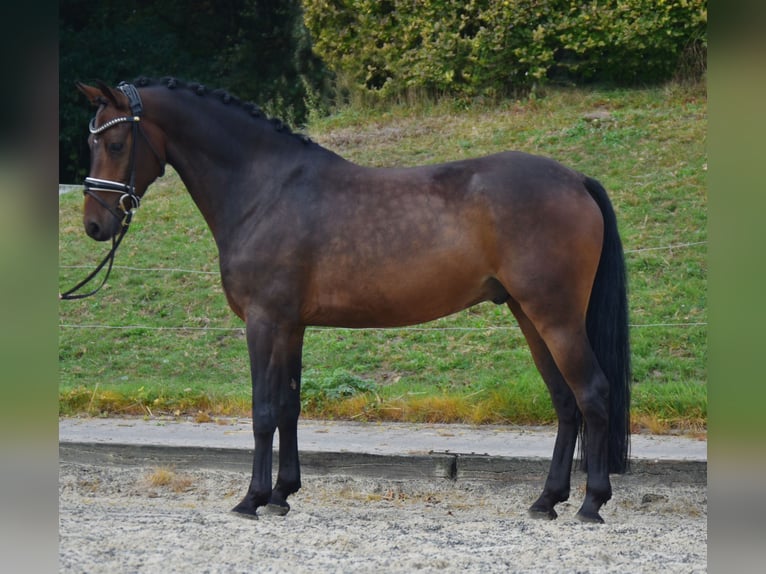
[119, 193, 140, 213]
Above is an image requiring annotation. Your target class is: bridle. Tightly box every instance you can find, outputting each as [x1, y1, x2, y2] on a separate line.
[60, 82, 165, 300]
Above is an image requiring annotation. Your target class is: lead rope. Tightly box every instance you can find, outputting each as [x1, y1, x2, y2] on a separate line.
[59, 210, 133, 300]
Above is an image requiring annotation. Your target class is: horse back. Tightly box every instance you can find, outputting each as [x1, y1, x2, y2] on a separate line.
[284, 151, 602, 327]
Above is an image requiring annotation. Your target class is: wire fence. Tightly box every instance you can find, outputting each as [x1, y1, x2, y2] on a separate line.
[59, 240, 707, 333]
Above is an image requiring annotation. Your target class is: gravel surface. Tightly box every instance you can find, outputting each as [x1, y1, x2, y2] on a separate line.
[59, 462, 706, 573]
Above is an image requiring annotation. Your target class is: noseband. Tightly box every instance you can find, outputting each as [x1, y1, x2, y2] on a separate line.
[61, 82, 164, 300]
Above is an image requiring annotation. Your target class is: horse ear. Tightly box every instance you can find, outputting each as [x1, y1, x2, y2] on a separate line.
[94, 80, 123, 109]
[76, 82, 105, 106]
[76, 80, 123, 108]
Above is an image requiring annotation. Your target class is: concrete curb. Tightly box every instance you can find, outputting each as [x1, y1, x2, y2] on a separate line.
[59, 417, 706, 485]
[59, 441, 707, 486]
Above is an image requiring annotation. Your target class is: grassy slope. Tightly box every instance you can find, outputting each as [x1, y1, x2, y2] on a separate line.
[59, 84, 707, 432]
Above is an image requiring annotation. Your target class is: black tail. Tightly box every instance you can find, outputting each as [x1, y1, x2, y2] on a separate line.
[582, 176, 631, 474]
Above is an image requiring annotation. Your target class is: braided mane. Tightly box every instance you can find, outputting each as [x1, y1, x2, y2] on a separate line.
[132, 76, 313, 145]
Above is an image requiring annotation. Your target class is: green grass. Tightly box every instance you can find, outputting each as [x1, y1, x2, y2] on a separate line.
[59, 83, 707, 432]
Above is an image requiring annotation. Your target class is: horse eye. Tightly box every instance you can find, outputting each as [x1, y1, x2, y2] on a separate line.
[108, 142, 124, 153]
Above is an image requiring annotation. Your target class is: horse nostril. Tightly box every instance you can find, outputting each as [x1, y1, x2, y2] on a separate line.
[86, 221, 101, 239]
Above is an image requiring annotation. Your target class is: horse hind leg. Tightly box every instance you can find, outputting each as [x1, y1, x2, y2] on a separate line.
[531, 320, 613, 523]
[507, 299, 579, 520]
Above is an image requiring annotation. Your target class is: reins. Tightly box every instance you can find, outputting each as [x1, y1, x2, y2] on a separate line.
[60, 82, 160, 301]
[58, 211, 133, 300]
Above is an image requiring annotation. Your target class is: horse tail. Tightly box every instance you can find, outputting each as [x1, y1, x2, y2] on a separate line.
[582, 176, 631, 474]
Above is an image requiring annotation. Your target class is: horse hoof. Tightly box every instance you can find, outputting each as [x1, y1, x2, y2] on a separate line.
[265, 501, 290, 516]
[231, 506, 259, 520]
[575, 510, 605, 524]
[528, 506, 557, 520]
[231, 498, 259, 520]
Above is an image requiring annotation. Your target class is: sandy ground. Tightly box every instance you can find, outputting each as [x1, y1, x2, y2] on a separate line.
[59, 462, 706, 573]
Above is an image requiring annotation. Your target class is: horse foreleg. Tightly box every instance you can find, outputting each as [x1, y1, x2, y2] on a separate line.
[232, 317, 305, 519]
[267, 375, 303, 516]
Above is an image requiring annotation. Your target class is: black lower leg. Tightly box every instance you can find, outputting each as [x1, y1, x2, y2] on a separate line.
[232, 430, 275, 518]
[529, 412, 578, 519]
[267, 420, 301, 515]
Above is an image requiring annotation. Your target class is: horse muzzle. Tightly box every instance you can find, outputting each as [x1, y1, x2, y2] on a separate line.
[83, 177, 140, 241]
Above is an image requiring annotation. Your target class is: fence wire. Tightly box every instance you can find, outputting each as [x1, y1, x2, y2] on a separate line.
[59, 240, 706, 333]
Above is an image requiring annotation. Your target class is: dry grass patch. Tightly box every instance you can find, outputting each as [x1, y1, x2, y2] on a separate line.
[146, 467, 194, 493]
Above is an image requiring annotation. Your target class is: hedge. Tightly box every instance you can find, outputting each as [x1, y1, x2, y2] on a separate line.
[303, 0, 707, 100]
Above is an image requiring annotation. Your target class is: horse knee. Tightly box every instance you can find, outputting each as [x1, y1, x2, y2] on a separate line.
[279, 396, 301, 426]
[253, 404, 277, 434]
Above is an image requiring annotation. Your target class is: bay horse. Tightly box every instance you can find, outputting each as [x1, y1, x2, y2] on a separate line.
[71, 77, 630, 524]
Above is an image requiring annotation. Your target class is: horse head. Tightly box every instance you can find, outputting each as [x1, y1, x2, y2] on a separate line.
[77, 81, 166, 241]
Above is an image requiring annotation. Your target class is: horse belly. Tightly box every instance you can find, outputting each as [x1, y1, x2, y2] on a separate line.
[302, 256, 497, 328]
[300, 166, 502, 327]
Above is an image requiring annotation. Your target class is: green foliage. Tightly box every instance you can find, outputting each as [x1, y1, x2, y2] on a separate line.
[302, 0, 707, 101]
[301, 369, 377, 410]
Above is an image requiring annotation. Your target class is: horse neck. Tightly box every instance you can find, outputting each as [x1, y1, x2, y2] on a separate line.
[144, 88, 327, 243]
